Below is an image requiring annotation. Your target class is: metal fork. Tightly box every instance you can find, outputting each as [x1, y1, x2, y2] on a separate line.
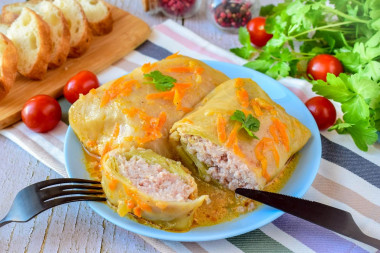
[0, 178, 106, 228]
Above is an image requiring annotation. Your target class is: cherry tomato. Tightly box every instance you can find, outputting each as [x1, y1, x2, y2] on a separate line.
[306, 54, 343, 81]
[246, 17, 273, 47]
[21, 95, 62, 133]
[305, 96, 336, 130]
[64, 70, 99, 104]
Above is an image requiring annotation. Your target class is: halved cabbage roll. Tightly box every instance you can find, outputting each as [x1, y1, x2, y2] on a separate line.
[170, 78, 311, 191]
[69, 54, 229, 157]
[101, 147, 209, 231]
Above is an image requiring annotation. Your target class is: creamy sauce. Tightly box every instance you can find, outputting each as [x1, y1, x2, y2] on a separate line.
[84, 150, 299, 230]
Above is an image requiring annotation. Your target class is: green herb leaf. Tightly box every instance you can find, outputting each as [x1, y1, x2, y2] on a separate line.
[230, 27, 256, 59]
[328, 119, 352, 134]
[312, 74, 355, 103]
[230, 110, 260, 139]
[144, 71, 176, 91]
[260, 4, 275, 16]
[345, 120, 378, 151]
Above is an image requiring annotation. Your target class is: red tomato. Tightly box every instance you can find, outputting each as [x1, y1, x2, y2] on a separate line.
[246, 17, 273, 47]
[305, 96, 336, 130]
[64, 70, 100, 104]
[21, 95, 62, 133]
[307, 54, 343, 81]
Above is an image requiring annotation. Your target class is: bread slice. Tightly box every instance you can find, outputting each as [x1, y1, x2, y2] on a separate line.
[1, 2, 71, 69]
[33, 1, 71, 68]
[0, 23, 9, 35]
[1, 3, 23, 25]
[53, 0, 92, 58]
[77, 0, 113, 36]
[0, 33, 18, 101]
[7, 7, 52, 80]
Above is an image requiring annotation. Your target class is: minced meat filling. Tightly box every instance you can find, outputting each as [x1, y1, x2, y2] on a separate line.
[182, 134, 259, 191]
[114, 155, 194, 202]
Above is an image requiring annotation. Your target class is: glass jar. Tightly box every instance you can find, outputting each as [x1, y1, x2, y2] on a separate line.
[145, 0, 202, 19]
[207, 0, 260, 32]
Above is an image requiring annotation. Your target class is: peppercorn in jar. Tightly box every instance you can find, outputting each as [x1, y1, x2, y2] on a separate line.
[207, 0, 260, 32]
[143, 0, 202, 18]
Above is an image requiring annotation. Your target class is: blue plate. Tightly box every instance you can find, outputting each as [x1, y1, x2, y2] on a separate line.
[65, 61, 321, 242]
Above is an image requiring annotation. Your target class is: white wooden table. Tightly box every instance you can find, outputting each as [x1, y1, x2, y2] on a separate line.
[0, 0, 280, 252]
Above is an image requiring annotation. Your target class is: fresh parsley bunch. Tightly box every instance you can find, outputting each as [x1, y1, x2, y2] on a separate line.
[230, 0, 380, 151]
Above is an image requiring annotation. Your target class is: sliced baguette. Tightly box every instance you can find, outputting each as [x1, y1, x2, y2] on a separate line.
[7, 7, 52, 80]
[0, 23, 9, 35]
[33, 1, 71, 68]
[53, 0, 92, 58]
[77, 0, 113, 36]
[1, 2, 71, 69]
[0, 33, 18, 101]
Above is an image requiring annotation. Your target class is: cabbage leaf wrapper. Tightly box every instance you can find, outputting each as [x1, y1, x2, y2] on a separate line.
[69, 55, 229, 157]
[101, 147, 209, 231]
[170, 78, 311, 191]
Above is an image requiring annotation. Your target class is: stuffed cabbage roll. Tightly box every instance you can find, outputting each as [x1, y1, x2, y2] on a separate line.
[69, 54, 229, 157]
[101, 147, 208, 231]
[170, 78, 311, 191]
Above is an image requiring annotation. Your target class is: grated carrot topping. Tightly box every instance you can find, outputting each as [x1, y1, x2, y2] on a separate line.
[141, 62, 157, 74]
[254, 138, 273, 181]
[180, 107, 193, 113]
[272, 146, 280, 168]
[225, 122, 241, 148]
[86, 140, 97, 148]
[112, 123, 120, 138]
[102, 141, 112, 156]
[269, 124, 279, 143]
[236, 88, 250, 108]
[234, 78, 244, 88]
[127, 200, 135, 209]
[133, 206, 142, 217]
[100, 78, 137, 107]
[146, 83, 192, 112]
[146, 90, 175, 100]
[272, 118, 289, 152]
[255, 98, 274, 110]
[195, 67, 204, 75]
[251, 100, 263, 117]
[165, 52, 180, 59]
[136, 111, 167, 145]
[89, 88, 97, 95]
[182, 118, 193, 124]
[123, 136, 134, 142]
[122, 107, 139, 118]
[233, 143, 245, 158]
[216, 114, 227, 143]
[137, 201, 152, 212]
[108, 178, 118, 191]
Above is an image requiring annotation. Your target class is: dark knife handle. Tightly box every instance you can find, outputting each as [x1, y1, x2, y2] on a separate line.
[235, 188, 380, 249]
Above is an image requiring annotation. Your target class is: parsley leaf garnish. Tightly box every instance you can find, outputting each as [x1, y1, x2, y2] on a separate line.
[144, 71, 176, 91]
[230, 27, 256, 60]
[230, 110, 260, 139]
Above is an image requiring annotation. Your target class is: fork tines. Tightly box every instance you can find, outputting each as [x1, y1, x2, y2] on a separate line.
[34, 178, 106, 205]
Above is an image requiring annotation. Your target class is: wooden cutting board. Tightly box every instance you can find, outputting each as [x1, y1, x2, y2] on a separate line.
[0, 6, 151, 130]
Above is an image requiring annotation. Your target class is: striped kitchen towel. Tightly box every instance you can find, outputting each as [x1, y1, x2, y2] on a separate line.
[1, 20, 380, 253]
